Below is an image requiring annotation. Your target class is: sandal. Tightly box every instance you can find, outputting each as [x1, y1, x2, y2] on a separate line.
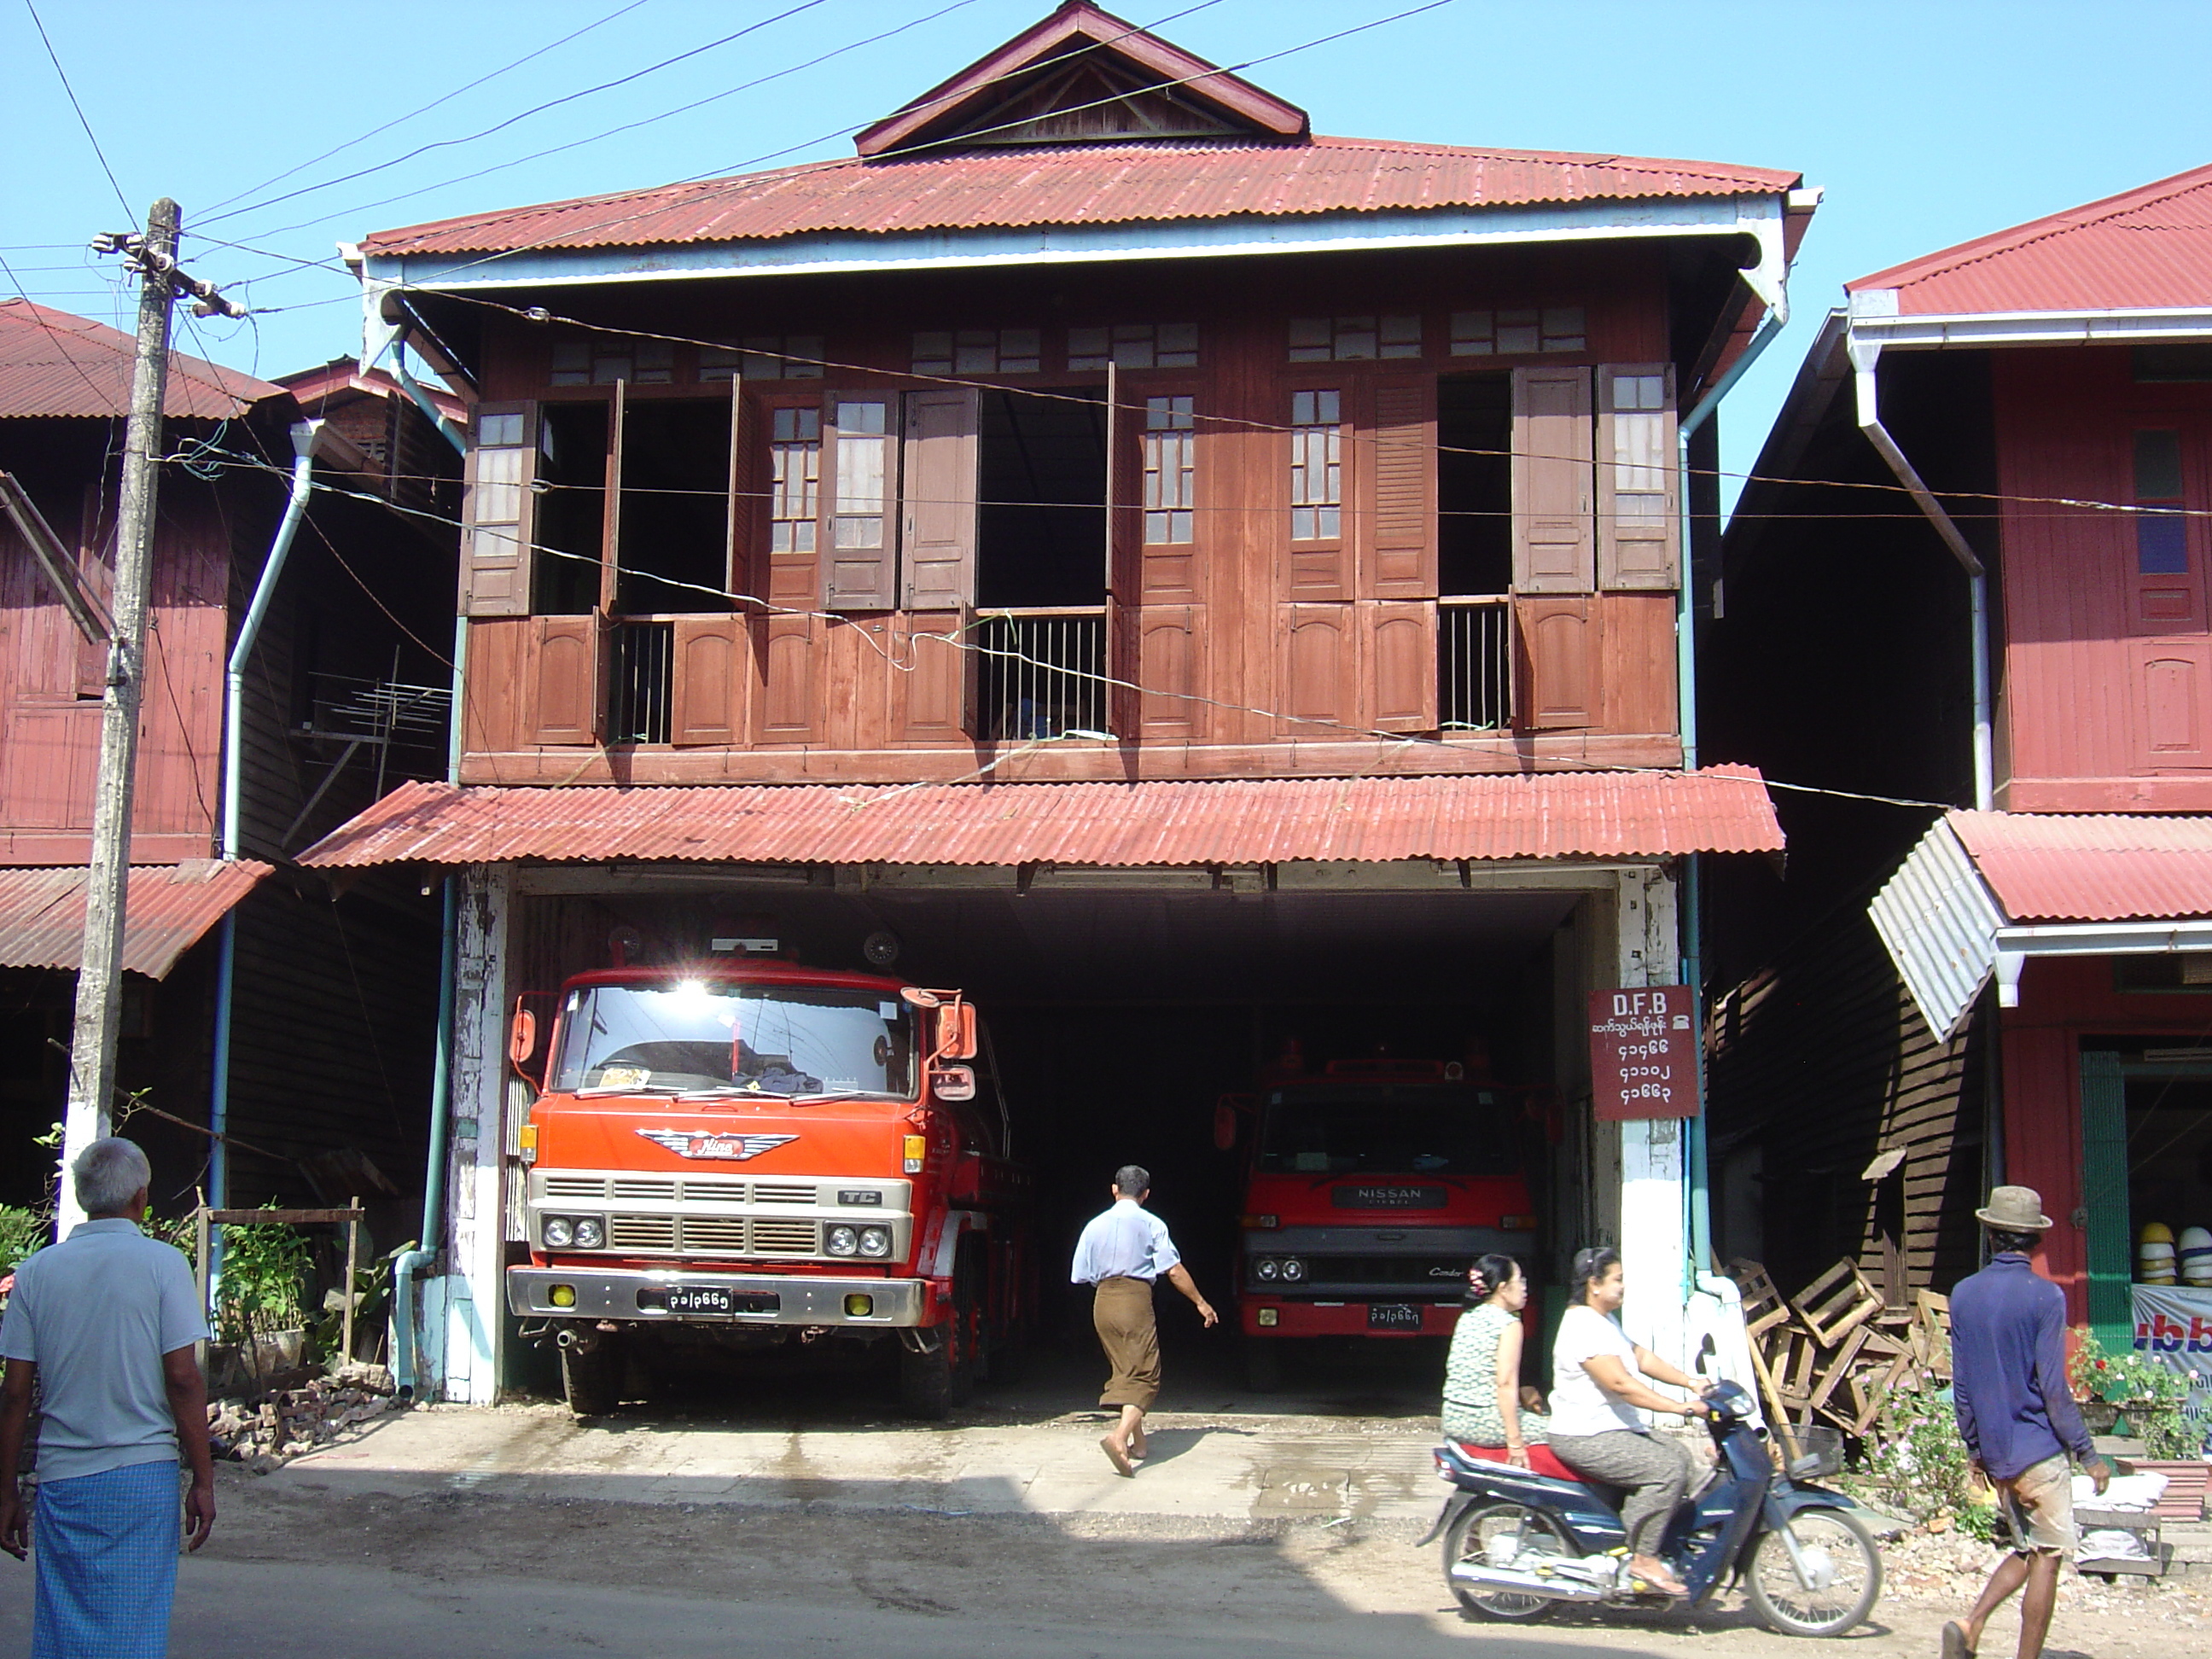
[1099, 1434, 1136, 1477]
[1941, 1621, 1976, 1659]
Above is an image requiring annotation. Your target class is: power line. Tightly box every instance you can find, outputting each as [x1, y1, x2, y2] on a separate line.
[21, 0, 131, 218]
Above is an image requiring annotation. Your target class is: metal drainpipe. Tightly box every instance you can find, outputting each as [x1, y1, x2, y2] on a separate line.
[1849, 338, 1994, 811]
[207, 420, 322, 1248]
[1672, 300, 1788, 1290]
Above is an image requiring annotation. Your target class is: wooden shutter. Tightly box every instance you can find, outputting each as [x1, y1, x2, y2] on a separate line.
[2131, 640, 2212, 765]
[1138, 605, 1206, 740]
[1511, 368, 1593, 594]
[1597, 364, 1679, 590]
[1514, 596, 1596, 729]
[1278, 603, 1354, 738]
[754, 612, 818, 742]
[532, 614, 601, 744]
[602, 381, 625, 614]
[900, 388, 980, 611]
[462, 403, 536, 616]
[821, 394, 899, 611]
[1367, 377, 1436, 599]
[899, 614, 971, 741]
[1284, 387, 1349, 600]
[670, 616, 743, 745]
[1366, 600, 1435, 732]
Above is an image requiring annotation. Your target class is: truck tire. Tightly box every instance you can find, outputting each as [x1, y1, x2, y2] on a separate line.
[900, 1261, 979, 1417]
[561, 1337, 620, 1417]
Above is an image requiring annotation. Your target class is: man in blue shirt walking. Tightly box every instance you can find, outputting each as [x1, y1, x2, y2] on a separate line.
[1942, 1185, 2111, 1659]
[1070, 1165, 1216, 1477]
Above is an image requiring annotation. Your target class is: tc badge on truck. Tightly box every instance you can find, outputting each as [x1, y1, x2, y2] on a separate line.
[636, 1129, 798, 1161]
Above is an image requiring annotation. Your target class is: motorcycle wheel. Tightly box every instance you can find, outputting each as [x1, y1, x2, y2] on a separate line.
[1744, 1505, 1883, 1638]
[1442, 1501, 1570, 1622]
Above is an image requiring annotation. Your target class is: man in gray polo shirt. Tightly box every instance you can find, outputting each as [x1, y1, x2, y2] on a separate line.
[1, 1138, 214, 1656]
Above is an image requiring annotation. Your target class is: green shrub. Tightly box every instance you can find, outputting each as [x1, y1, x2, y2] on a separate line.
[214, 1205, 311, 1345]
[2069, 1329, 2197, 1459]
[0, 1205, 47, 1276]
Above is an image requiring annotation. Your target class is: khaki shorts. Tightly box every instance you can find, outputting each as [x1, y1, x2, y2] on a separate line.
[1994, 1452, 2075, 1555]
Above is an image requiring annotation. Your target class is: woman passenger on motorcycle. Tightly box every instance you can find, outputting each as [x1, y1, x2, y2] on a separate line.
[1441, 1254, 1549, 1466]
[1546, 1246, 1714, 1598]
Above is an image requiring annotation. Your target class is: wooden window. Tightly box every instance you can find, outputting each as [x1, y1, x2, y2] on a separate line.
[705, 336, 823, 382]
[1451, 306, 1586, 357]
[461, 403, 535, 617]
[548, 335, 673, 387]
[1368, 377, 1436, 599]
[2135, 431, 2187, 573]
[770, 407, 820, 555]
[822, 398, 895, 610]
[1290, 390, 1343, 542]
[1289, 317, 1423, 364]
[1510, 366, 1594, 593]
[912, 329, 1040, 375]
[1068, 323, 1197, 371]
[1597, 364, 1678, 589]
[1143, 396, 1195, 544]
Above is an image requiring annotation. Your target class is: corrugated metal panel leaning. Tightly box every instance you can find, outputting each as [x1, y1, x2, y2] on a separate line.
[0, 859, 272, 978]
[1868, 819, 2005, 1042]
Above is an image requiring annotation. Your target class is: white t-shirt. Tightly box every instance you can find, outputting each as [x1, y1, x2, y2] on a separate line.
[1548, 1303, 1644, 1437]
[0, 1218, 210, 1481]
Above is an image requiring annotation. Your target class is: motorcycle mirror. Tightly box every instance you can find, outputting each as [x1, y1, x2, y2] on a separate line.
[1695, 1333, 1717, 1377]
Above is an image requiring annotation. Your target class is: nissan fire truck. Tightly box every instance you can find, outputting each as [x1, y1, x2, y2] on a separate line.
[504, 961, 1029, 1417]
[1227, 1057, 1540, 1388]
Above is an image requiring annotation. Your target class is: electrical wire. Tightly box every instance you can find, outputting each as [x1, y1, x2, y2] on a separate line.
[21, 0, 131, 219]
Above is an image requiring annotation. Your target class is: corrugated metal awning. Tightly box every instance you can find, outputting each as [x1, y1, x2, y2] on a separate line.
[295, 769, 1784, 871]
[1871, 810, 2212, 1038]
[0, 860, 272, 979]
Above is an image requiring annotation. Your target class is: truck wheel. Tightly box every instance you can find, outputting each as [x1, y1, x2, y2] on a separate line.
[900, 1262, 979, 1417]
[1243, 1339, 1283, 1393]
[561, 1337, 621, 1417]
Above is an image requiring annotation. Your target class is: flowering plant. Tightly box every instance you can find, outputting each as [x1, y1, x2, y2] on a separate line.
[2068, 1329, 2197, 1458]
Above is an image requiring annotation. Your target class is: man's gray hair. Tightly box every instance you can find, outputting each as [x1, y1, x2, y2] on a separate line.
[73, 1137, 152, 1214]
[1113, 1164, 1151, 1197]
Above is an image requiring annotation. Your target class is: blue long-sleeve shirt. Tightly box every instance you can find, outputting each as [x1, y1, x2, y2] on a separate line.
[1948, 1253, 2093, 1481]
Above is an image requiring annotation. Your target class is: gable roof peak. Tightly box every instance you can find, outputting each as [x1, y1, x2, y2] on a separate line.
[853, 1, 1307, 160]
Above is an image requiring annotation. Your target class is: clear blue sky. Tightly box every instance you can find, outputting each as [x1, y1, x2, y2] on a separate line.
[5, 0, 2208, 502]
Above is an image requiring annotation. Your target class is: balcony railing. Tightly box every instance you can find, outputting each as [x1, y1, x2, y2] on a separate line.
[611, 620, 674, 744]
[1439, 596, 1511, 732]
[975, 608, 1107, 741]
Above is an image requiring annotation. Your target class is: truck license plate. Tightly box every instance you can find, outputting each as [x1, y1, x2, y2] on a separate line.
[664, 1287, 734, 1316]
[1367, 1303, 1422, 1331]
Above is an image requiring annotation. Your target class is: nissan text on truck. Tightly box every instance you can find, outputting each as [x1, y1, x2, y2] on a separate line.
[505, 954, 1029, 1417]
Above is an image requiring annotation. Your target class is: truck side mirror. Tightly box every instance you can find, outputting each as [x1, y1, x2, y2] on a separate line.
[937, 1002, 978, 1062]
[509, 992, 552, 1086]
[931, 1065, 976, 1102]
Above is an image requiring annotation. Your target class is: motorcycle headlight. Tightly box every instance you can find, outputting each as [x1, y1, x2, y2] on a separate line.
[543, 1215, 574, 1248]
[573, 1217, 604, 1249]
[858, 1225, 891, 1258]
[1254, 1257, 1280, 1282]
[1280, 1257, 1306, 1283]
[826, 1225, 859, 1257]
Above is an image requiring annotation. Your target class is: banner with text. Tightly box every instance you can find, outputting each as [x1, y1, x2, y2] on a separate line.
[1588, 986, 1697, 1121]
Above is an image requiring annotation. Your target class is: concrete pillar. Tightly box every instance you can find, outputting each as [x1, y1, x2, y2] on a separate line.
[435, 861, 511, 1403]
[1614, 865, 1689, 1373]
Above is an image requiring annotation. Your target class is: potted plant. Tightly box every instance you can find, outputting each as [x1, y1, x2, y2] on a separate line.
[2069, 1330, 2199, 1459]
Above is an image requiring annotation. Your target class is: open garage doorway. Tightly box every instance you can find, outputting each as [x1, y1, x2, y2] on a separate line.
[500, 868, 1611, 1404]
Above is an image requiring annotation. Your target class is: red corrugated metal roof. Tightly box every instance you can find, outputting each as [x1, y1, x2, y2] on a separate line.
[296, 768, 1782, 870]
[0, 860, 271, 978]
[0, 299, 282, 421]
[1848, 163, 2212, 316]
[1947, 811, 2212, 923]
[360, 136, 1802, 258]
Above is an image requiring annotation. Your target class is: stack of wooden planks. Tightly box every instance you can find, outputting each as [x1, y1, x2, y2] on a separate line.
[1728, 1258, 1950, 1455]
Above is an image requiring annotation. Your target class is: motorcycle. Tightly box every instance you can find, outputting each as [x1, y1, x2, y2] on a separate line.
[1418, 1378, 1882, 1637]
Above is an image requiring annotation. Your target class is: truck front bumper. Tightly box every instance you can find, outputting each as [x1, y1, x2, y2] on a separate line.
[508, 1266, 927, 1327]
[1240, 1299, 1460, 1337]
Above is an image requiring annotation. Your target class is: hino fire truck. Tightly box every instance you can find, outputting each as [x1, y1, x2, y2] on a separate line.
[1227, 1057, 1540, 1388]
[505, 960, 1029, 1417]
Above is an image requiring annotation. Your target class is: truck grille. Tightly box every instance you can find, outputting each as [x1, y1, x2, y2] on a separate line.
[680, 1178, 748, 1202]
[543, 1176, 608, 1200]
[1270, 1256, 1469, 1295]
[612, 1177, 678, 1202]
[748, 1220, 818, 1254]
[752, 1183, 815, 1205]
[679, 1216, 748, 1253]
[608, 1214, 678, 1251]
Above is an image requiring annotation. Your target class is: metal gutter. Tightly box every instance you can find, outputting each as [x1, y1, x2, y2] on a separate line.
[392, 875, 456, 1399]
[1845, 294, 2212, 350]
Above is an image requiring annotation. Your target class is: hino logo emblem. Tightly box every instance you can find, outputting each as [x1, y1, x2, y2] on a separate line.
[637, 1129, 797, 1161]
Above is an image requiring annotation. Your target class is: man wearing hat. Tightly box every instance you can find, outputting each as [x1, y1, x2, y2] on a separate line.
[1941, 1186, 2112, 1659]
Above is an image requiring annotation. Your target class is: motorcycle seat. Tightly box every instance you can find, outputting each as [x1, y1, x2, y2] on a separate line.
[1450, 1441, 1579, 1482]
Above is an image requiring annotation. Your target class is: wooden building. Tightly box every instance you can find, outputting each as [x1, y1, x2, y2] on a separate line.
[0, 299, 457, 1236]
[1708, 164, 2212, 1338]
[312, 3, 1813, 1400]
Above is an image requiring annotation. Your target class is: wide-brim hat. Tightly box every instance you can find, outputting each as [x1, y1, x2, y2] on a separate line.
[1975, 1185, 2053, 1231]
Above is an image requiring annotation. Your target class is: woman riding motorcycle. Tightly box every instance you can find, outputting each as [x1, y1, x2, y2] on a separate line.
[1440, 1253, 1548, 1466]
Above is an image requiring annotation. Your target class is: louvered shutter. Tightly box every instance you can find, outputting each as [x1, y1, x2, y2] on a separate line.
[1511, 368, 1594, 594]
[1597, 364, 1679, 590]
[463, 403, 536, 615]
[1367, 377, 1435, 599]
[821, 393, 899, 611]
[900, 388, 980, 611]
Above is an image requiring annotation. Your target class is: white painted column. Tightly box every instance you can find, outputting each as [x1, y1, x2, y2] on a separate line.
[437, 862, 511, 1404]
[1614, 865, 1691, 1377]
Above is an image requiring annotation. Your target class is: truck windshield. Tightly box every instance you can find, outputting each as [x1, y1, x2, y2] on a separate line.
[1254, 1089, 1519, 1177]
[550, 981, 917, 1099]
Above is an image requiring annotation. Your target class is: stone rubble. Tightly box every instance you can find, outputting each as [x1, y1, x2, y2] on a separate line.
[1878, 1521, 2211, 1611]
[207, 1365, 401, 1474]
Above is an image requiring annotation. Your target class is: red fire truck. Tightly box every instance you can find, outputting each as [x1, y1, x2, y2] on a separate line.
[1225, 1057, 1540, 1388]
[505, 959, 1029, 1417]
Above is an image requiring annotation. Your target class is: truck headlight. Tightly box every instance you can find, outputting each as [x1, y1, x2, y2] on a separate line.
[1280, 1258, 1306, 1283]
[858, 1226, 891, 1258]
[1254, 1257, 1280, 1282]
[573, 1217, 604, 1249]
[826, 1225, 859, 1256]
[543, 1215, 574, 1248]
